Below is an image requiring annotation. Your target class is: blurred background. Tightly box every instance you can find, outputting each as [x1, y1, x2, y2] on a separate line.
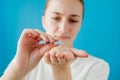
[0, 0, 120, 80]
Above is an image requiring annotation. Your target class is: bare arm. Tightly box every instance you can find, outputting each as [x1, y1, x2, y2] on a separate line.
[51, 64, 72, 80]
[0, 29, 56, 80]
[44, 46, 88, 80]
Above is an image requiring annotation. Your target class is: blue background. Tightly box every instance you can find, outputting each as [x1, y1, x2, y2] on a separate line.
[0, 0, 120, 80]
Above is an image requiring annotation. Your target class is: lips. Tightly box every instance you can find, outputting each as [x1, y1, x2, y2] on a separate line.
[55, 36, 71, 40]
[60, 36, 70, 39]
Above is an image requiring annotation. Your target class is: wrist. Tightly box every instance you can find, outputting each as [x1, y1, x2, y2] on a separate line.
[51, 64, 70, 71]
[51, 64, 72, 80]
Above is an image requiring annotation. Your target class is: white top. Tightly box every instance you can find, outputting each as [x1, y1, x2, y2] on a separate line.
[24, 55, 110, 80]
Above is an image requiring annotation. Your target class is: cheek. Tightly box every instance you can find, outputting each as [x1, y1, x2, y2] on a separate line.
[70, 22, 82, 35]
[45, 20, 58, 34]
[71, 27, 80, 37]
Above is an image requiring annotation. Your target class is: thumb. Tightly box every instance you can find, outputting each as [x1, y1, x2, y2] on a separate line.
[71, 48, 88, 58]
[39, 44, 56, 57]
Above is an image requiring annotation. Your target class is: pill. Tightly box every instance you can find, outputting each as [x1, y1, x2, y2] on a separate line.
[39, 40, 62, 45]
[54, 41, 63, 45]
[39, 40, 46, 44]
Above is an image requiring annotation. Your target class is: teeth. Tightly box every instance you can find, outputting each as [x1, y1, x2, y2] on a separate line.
[39, 41, 62, 45]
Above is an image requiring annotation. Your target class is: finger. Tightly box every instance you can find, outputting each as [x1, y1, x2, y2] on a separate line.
[56, 53, 66, 64]
[39, 44, 55, 57]
[63, 51, 75, 61]
[50, 51, 59, 64]
[18, 29, 41, 46]
[35, 29, 50, 42]
[44, 52, 51, 64]
[46, 34, 56, 44]
[23, 29, 40, 39]
[71, 48, 88, 58]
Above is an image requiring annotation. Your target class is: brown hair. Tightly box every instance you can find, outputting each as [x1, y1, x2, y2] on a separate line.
[44, 0, 84, 19]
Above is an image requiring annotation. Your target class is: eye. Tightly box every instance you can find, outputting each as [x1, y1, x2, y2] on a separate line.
[69, 19, 78, 23]
[52, 17, 60, 21]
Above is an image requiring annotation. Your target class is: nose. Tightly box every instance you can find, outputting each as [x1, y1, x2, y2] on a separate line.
[58, 19, 70, 33]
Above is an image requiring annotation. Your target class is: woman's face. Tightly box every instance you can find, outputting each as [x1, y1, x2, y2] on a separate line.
[42, 0, 83, 45]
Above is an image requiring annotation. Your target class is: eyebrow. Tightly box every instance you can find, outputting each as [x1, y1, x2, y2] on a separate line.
[51, 12, 81, 18]
[70, 15, 81, 18]
[51, 12, 63, 16]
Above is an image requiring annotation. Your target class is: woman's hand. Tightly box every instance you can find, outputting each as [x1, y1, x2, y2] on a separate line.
[44, 46, 88, 67]
[16, 29, 56, 71]
[1, 29, 56, 80]
[44, 46, 88, 80]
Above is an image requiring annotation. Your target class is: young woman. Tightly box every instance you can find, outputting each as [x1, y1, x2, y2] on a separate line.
[0, 0, 109, 80]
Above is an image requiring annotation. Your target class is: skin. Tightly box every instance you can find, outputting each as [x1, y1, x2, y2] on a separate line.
[43, 0, 85, 66]
[43, 0, 83, 46]
[0, 29, 57, 80]
[0, 0, 88, 80]
[43, 0, 88, 80]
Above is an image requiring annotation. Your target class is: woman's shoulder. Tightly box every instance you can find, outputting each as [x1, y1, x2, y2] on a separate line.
[87, 55, 108, 64]
[71, 54, 109, 69]
[71, 55, 110, 79]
